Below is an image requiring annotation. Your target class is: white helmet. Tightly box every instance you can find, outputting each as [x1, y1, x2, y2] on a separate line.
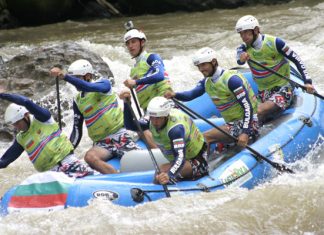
[124, 29, 147, 43]
[147, 97, 172, 117]
[68, 59, 94, 76]
[192, 47, 217, 66]
[235, 15, 259, 33]
[4, 103, 29, 125]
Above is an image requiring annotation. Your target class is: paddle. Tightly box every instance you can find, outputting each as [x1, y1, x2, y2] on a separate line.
[172, 98, 294, 174]
[55, 76, 62, 130]
[130, 88, 143, 117]
[248, 59, 324, 100]
[125, 97, 171, 198]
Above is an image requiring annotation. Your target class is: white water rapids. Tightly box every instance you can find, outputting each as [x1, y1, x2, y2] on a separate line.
[0, 0, 324, 234]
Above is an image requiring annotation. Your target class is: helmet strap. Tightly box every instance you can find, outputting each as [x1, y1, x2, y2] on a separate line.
[22, 115, 30, 131]
[251, 28, 259, 45]
[210, 59, 218, 77]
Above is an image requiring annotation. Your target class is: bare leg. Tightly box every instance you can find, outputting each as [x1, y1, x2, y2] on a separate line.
[258, 101, 281, 124]
[203, 125, 235, 156]
[203, 125, 233, 145]
[84, 146, 117, 174]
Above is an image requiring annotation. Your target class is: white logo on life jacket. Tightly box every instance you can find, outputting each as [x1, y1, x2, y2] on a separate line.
[170, 149, 184, 174]
[292, 52, 310, 79]
[234, 86, 246, 99]
[242, 97, 251, 129]
[173, 138, 185, 149]
[151, 60, 161, 66]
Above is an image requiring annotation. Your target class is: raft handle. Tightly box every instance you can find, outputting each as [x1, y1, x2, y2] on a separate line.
[197, 183, 210, 192]
[299, 116, 313, 127]
[131, 188, 152, 203]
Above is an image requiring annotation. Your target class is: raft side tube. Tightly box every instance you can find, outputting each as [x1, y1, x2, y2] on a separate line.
[120, 149, 168, 172]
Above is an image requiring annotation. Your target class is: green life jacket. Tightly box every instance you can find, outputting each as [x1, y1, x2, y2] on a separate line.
[130, 52, 172, 110]
[75, 90, 124, 142]
[16, 117, 74, 172]
[205, 70, 258, 123]
[150, 109, 204, 161]
[247, 34, 290, 91]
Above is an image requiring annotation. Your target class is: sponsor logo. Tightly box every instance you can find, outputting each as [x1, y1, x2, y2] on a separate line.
[234, 86, 246, 99]
[173, 138, 185, 149]
[242, 97, 251, 128]
[174, 143, 184, 148]
[93, 190, 119, 201]
[151, 60, 161, 66]
[291, 52, 310, 79]
[219, 160, 252, 187]
[170, 149, 184, 174]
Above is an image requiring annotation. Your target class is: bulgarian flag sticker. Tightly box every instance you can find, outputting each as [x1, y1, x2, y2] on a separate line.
[8, 171, 75, 213]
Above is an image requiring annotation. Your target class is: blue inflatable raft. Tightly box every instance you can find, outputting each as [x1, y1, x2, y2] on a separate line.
[1, 68, 323, 214]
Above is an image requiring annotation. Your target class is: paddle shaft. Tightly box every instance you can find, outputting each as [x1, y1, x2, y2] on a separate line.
[130, 88, 143, 117]
[172, 98, 294, 174]
[125, 100, 171, 197]
[248, 59, 324, 100]
[55, 76, 62, 130]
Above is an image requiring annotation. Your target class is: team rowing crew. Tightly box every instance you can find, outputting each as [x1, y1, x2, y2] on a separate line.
[0, 15, 316, 185]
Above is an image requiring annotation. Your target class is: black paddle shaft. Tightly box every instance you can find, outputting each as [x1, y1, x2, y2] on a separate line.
[55, 76, 62, 130]
[130, 88, 143, 117]
[172, 98, 294, 174]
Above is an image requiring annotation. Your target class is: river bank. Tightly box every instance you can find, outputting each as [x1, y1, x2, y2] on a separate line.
[0, 0, 291, 29]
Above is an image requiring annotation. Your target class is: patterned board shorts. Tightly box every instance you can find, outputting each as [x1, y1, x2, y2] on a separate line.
[94, 128, 140, 159]
[258, 84, 294, 110]
[51, 154, 94, 178]
[226, 113, 260, 139]
[175, 144, 209, 181]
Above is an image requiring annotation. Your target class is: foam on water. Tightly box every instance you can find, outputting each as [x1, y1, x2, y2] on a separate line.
[1, 1, 324, 233]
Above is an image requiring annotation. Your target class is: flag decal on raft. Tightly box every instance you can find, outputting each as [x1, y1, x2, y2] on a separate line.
[7, 171, 75, 213]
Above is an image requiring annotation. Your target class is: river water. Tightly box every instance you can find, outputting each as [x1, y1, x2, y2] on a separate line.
[1, 0, 324, 234]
